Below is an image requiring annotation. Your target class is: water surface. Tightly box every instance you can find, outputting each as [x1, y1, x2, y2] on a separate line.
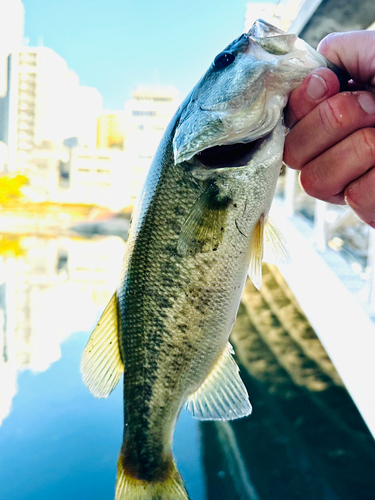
[1, 234, 374, 500]
[0, 235, 205, 500]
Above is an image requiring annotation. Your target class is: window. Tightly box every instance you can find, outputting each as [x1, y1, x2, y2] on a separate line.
[132, 110, 156, 117]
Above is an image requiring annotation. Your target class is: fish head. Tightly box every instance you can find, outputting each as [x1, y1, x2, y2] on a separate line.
[173, 19, 328, 168]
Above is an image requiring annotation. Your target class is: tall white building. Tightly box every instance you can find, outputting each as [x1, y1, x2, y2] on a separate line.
[74, 86, 103, 149]
[0, 142, 7, 172]
[0, 0, 24, 98]
[65, 85, 103, 149]
[124, 85, 179, 205]
[6, 48, 68, 172]
[0, 0, 24, 145]
[3, 47, 103, 173]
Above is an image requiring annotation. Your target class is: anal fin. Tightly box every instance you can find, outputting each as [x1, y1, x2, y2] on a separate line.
[81, 292, 124, 398]
[186, 343, 252, 421]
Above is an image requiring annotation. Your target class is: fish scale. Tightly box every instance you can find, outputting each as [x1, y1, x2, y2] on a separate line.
[117, 121, 280, 486]
[80, 19, 347, 500]
[117, 125, 254, 479]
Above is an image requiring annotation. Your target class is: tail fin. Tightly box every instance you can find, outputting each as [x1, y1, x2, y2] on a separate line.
[115, 456, 190, 500]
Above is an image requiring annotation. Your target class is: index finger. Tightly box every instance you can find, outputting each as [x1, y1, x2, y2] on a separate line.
[284, 67, 340, 128]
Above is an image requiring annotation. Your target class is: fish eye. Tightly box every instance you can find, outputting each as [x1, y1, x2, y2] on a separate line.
[213, 51, 235, 71]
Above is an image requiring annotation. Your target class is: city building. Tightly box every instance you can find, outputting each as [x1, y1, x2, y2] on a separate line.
[0, 142, 7, 172]
[97, 110, 125, 150]
[28, 141, 68, 201]
[61, 147, 129, 210]
[0, 0, 24, 145]
[29, 143, 129, 210]
[4, 47, 72, 172]
[0, 0, 24, 98]
[3, 47, 103, 173]
[123, 85, 180, 205]
[74, 86, 103, 149]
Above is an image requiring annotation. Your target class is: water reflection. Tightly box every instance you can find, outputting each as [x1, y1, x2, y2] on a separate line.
[1, 236, 374, 500]
[201, 265, 375, 500]
[0, 235, 125, 425]
[0, 234, 205, 500]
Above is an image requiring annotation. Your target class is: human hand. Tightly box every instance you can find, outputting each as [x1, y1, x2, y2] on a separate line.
[283, 31, 375, 227]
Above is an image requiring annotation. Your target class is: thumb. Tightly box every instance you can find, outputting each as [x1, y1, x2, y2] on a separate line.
[284, 67, 339, 128]
[318, 31, 375, 86]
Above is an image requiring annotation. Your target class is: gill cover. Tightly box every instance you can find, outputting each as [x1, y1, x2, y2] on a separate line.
[173, 19, 333, 165]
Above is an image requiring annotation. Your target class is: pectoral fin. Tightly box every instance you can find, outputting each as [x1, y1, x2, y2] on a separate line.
[248, 216, 264, 290]
[263, 216, 289, 265]
[177, 182, 230, 255]
[248, 215, 288, 289]
[81, 292, 124, 398]
[186, 343, 252, 420]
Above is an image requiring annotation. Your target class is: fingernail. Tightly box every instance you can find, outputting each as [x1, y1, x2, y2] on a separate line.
[306, 74, 328, 100]
[358, 93, 375, 114]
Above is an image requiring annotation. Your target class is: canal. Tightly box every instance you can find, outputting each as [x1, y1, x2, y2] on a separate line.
[0, 234, 374, 499]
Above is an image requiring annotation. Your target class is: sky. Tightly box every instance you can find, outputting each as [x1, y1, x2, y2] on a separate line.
[22, 0, 278, 109]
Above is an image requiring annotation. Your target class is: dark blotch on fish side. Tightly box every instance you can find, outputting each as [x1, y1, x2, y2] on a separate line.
[174, 205, 186, 217]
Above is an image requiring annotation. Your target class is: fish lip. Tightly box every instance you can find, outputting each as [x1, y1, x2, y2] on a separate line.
[193, 136, 266, 169]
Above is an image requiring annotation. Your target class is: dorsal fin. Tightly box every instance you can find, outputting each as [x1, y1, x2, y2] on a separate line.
[186, 343, 252, 420]
[81, 292, 124, 398]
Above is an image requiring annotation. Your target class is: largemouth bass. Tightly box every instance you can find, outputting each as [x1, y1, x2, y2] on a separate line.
[81, 20, 343, 500]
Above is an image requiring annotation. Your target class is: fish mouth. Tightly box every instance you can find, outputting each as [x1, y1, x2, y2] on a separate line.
[194, 137, 263, 169]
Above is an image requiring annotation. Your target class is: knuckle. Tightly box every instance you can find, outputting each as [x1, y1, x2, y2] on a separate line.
[318, 97, 347, 134]
[345, 185, 360, 209]
[283, 141, 302, 169]
[299, 170, 320, 199]
[300, 164, 340, 203]
[358, 128, 375, 161]
[287, 94, 305, 123]
[345, 168, 375, 211]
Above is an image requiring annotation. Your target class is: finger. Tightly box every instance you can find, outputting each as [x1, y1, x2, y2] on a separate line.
[318, 31, 375, 86]
[299, 128, 375, 205]
[284, 91, 375, 170]
[285, 68, 340, 128]
[345, 167, 375, 227]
